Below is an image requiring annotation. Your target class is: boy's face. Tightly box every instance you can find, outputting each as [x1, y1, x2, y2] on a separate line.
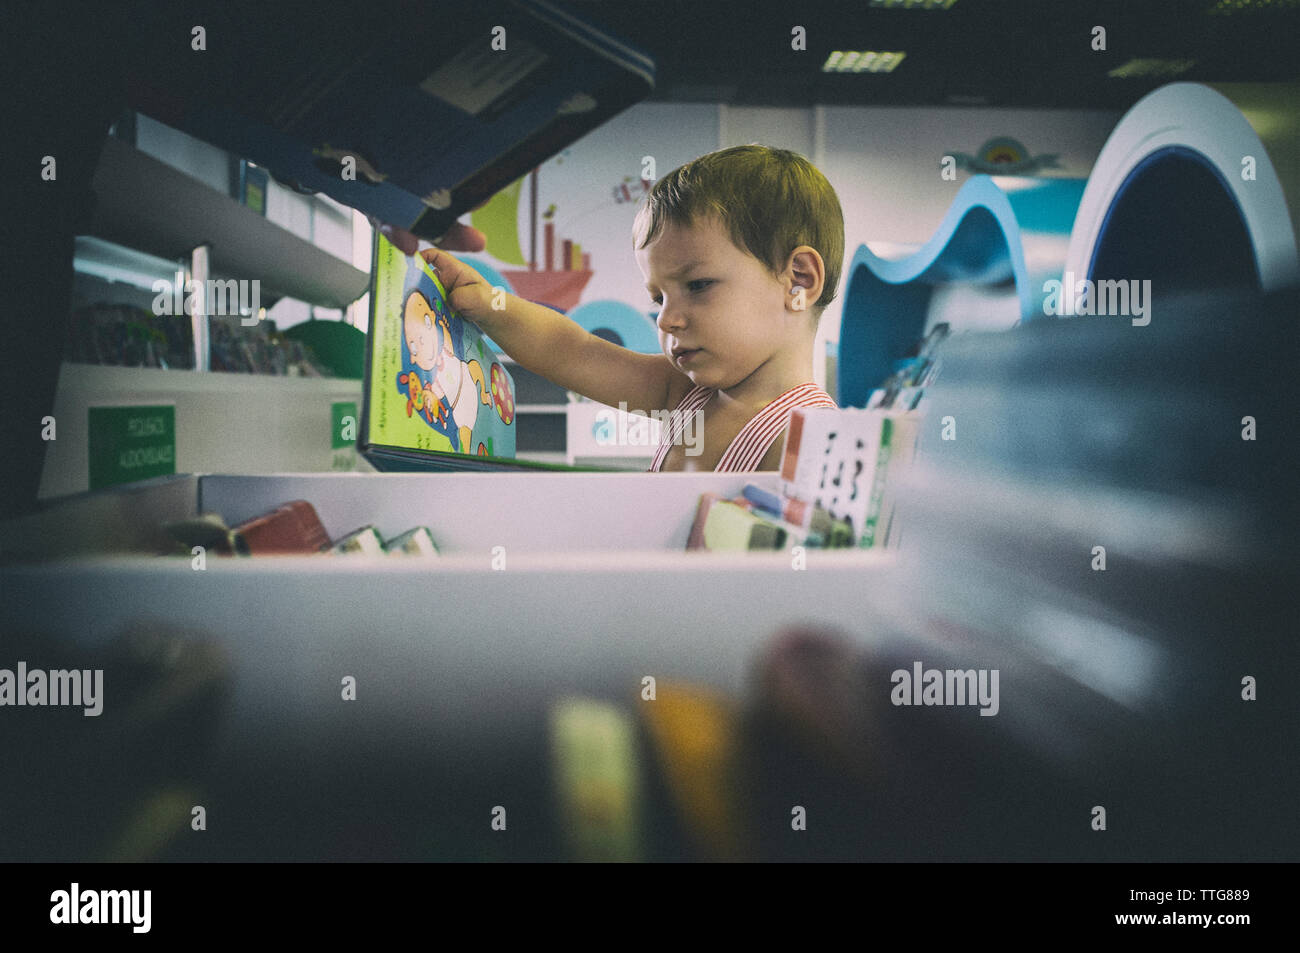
[637, 213, 803, 395]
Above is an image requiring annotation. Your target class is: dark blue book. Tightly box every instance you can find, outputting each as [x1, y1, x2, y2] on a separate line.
[128, 0, 654, 242]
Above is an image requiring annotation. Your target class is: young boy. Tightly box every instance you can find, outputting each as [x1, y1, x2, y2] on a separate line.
[422, 144, 844, 471]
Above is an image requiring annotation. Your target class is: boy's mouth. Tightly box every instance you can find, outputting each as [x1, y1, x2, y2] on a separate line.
[671, 346, 702, 365]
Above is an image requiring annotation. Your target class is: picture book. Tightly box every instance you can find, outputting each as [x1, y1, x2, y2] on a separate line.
[779, 407, 923, 548]
[364, 230, 517, 461]
[780, 408, 884, 539]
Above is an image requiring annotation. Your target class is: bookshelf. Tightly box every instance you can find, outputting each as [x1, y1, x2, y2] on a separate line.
[37, 364, 367, 499]
[89, 137, 369, 309]
[50, 132, 375, 498]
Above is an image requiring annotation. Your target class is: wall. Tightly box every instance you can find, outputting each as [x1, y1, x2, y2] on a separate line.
[461, 100, 1127, 393]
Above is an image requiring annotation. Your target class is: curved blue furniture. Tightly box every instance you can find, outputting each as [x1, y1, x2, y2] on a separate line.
[837, 176, 1086, 407]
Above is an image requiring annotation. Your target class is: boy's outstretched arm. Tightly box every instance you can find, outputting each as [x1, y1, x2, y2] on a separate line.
[421, 248, 681, 415]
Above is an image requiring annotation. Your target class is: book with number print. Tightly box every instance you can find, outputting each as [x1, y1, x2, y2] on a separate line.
[780, 407, 921, 546]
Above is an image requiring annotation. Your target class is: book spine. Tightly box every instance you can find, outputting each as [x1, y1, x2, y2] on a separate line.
[877, 413, 920, 548]
[859, 416, 894, 548]
[779, 409, 806, 483]
[232, 501, 332, 555]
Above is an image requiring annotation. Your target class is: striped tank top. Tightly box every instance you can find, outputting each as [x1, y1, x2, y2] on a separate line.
[647, 381, 837, 472]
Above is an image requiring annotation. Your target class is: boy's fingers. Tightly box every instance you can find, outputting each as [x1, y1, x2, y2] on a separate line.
[367, 216, 420, 256]
[419, 247, 453, 273]
[385, 225, 420, 257]
[421, 247, 476, 292]
[438, 221, 487, 252]
[369, 217, 486, 255]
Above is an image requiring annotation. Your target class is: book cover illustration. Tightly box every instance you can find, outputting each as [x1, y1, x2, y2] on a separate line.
[368, 231, 516, 459]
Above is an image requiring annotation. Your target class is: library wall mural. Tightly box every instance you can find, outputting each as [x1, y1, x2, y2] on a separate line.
[459, 105, 720, 357]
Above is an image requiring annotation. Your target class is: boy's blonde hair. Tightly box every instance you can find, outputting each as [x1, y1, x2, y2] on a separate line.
[633, 144, 845, 312]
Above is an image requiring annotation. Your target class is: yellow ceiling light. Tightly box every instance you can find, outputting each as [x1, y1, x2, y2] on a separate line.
[869, 0, 959, 9]
[822, 51, 908, 73]
[1107, 58, 1197, 79]
[1208, 0, 1298, 13]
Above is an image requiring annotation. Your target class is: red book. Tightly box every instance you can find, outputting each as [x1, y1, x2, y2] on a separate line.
[231, 501, 331, 555]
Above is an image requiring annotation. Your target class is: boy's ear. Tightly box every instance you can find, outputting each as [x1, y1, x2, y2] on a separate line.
[785, 246, 825, 313]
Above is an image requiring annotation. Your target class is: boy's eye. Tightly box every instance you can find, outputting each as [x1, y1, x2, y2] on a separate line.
[650, 280, 712, 306]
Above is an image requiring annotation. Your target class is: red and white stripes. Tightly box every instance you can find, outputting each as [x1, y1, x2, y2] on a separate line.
[648, 382, 837, 472]
[647, 384, 713, 472]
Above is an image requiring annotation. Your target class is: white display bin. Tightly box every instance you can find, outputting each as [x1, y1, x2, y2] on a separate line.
[0, 471, 899, 738]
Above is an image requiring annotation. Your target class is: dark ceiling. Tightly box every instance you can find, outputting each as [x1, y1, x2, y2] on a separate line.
[564, 0, 1300, 110]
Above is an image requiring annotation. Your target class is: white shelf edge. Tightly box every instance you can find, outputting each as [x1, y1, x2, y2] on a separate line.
[90, 137, 370, 310]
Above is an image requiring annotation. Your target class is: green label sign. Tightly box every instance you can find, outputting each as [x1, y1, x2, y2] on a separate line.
[332, 401, 358, 449]
[88, 405, 176, 490]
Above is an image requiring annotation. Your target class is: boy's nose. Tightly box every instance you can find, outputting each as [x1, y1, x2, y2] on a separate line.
[655, 304, 684, 333]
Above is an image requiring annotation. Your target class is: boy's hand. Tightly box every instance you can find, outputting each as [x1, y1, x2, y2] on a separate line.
[368, 196, 490, 256]
[372, 219, 487, 256]
[419, 247, 497, 323]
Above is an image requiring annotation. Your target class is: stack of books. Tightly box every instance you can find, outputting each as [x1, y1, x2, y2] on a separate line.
[163, 501, 440, 557]
[685, 485, 855, 552]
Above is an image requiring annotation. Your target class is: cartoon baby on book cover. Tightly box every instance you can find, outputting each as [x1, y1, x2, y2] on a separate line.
[367, 231, 516, 458]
